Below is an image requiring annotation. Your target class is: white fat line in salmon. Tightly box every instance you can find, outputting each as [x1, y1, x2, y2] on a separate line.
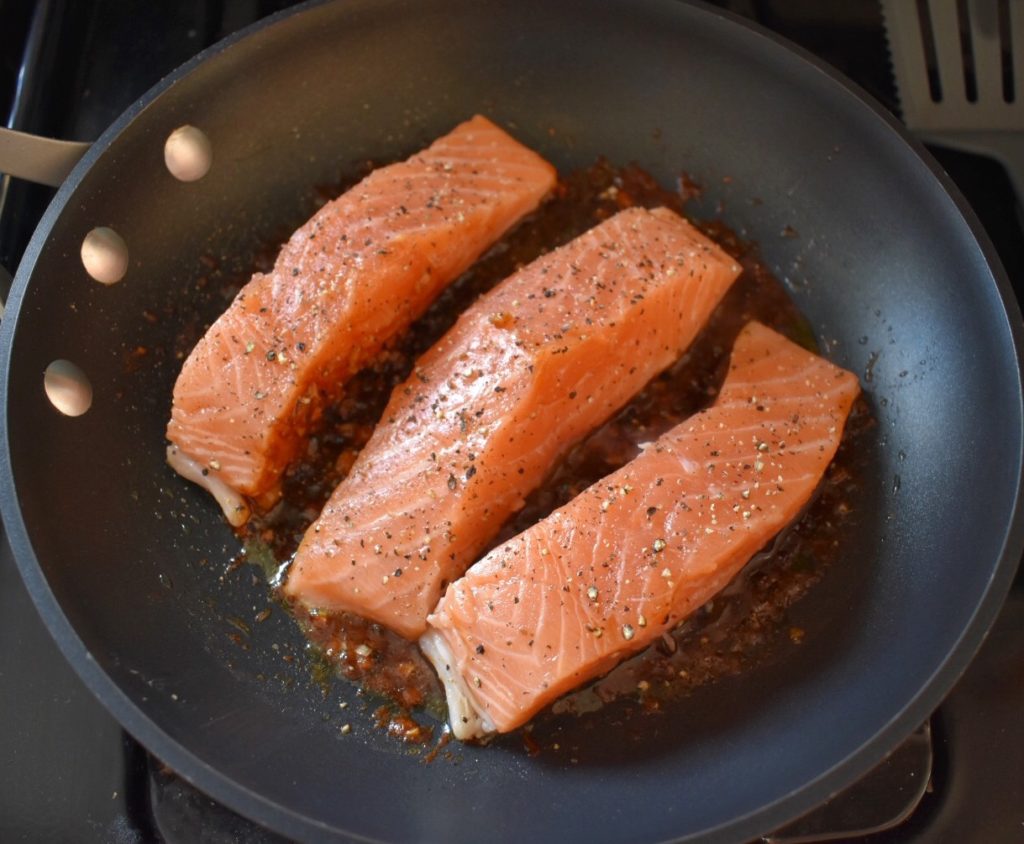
[419, 629, 495, 740]
[166, 445, 250, 527]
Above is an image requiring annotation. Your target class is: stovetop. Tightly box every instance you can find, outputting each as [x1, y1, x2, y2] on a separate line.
[1, 2, 1022, 842]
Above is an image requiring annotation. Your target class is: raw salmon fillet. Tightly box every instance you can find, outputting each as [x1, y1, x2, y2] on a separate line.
[285, 206, 742, 638]
[422, 321, 860, 738]
[166, 116, 556, 524]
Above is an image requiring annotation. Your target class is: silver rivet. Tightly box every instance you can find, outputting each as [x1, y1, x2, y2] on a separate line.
[44, 360, 92, 416]
[164, 125, 212, 182]
[81, 227, 128, 285]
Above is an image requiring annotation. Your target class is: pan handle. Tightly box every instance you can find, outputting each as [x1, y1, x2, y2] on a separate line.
[0, 130, 91, 313]
[0, 127, 91, 188]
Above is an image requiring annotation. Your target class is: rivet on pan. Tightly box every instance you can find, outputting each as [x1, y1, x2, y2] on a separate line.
[81, 227, 129, 285]
[164, 125, 212, 182]
[44, 360, 92, 417]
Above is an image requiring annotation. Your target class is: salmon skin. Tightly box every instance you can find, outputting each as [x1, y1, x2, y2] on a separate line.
[285, 206, 742, 639]
[421, 321, 861, 739]
[166, 116, 556, 525]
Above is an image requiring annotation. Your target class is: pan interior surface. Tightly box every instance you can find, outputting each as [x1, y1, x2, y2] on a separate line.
[1, 0, 1021, 841]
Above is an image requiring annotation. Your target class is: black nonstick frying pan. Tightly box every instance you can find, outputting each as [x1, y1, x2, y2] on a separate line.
[2, 1, 1022, 841]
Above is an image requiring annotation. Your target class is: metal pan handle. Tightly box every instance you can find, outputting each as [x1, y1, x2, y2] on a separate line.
[0, 127, 90, 188]
[0, 129, 91, 308]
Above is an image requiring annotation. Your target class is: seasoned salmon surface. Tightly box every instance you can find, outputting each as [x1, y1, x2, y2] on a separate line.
[285, 206, 742, 638]
[422, 321, 860, 738]
[167, 116, 556, 523]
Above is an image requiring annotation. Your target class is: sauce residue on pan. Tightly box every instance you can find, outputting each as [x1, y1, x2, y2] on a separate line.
[219, 159, 870, 747]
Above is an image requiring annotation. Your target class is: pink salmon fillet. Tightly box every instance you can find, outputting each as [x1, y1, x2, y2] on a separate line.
[422, 321, 860, 738]
[166, 115, 556, 523]
[285, 206, 742, 638]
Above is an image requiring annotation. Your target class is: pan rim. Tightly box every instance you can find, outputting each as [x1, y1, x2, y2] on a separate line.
[1, 0, 1022, 841]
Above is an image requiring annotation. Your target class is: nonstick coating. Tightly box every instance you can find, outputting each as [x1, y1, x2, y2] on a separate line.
[2, 1, 1022, 841]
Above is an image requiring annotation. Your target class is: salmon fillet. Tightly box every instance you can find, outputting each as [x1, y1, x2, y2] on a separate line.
[166, 116, 556, 524]
[285, 206, 742, 638]
[421, 321, 860, 738]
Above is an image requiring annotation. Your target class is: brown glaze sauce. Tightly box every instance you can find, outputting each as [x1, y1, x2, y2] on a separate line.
[230, 159, 871, 746]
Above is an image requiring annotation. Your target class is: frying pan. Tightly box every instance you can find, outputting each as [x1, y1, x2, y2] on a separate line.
[2, 0, 1022, 841]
